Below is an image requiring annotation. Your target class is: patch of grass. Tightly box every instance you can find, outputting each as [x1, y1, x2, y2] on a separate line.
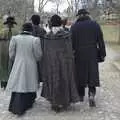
[108, 42, 120, 52]
[101, 24, 120, 43]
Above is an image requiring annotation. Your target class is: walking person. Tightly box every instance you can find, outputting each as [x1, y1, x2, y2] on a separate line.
[31, 14, 46, 49]
[71, 9, 106, 107]
[41, 15, 79, 112]
[31, 14, 46, 83]
[6, 23, 42, 115]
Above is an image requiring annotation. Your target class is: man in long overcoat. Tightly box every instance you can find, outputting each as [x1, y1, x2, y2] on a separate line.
[31, 15, 46, 83]
[71, 9, 106, 107]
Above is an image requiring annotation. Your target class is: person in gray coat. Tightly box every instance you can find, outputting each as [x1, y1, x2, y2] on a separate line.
[6, 23, 42, 115]
[71, 9, 106, 107]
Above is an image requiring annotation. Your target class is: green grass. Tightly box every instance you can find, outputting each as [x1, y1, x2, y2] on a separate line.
[101, 24, 120, 43]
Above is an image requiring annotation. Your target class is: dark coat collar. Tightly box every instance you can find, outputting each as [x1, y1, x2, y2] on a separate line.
[44, 29, 70, 40]
[76, 16, 91, 22]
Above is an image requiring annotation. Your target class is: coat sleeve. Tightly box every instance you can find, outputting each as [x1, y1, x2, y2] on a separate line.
[97, 24, 106, 58]
[70, 25, 76, 52]
[33, 37, 42, 61]
[9, 36, 16, 60]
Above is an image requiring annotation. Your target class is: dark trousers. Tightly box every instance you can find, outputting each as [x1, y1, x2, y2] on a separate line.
[78, 86, 96, 97]
[37, 62, 42, 82]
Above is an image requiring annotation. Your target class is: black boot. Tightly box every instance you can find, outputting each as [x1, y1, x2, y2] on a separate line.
[1, 81, 7, 89]
[78, 87, 85, 102]
[89, 93, 96, 107]
[88, 87, 96, 107]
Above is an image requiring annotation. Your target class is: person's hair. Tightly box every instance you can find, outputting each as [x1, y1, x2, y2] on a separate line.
[22, 22, 33, 32]
[77, 14, 91, 22]
[50, 14, 62, 27]
[76, 9, 89, 16]
[31, 15, 40, 25]
[62, 18, 68, 26]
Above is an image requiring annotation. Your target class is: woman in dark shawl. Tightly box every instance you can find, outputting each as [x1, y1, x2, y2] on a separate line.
[41, 15, 79, 112]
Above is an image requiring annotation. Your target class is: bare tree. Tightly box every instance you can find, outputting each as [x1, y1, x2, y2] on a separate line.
[66, 0, 74, 12]
[0, 0, 35, 21]
[38, 0, 51, 13]
[66, 0, 79, 18]
[65, 0, 98, 18]
[50, 0, 63, 14]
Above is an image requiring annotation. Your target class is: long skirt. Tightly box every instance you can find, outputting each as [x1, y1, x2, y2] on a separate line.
[9, 92, 36, 115]
[41, 51, 79, 107]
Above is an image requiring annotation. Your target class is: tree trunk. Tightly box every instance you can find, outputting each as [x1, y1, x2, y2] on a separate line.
[57, 4, 59, 14]
[118, 14, 120, 44]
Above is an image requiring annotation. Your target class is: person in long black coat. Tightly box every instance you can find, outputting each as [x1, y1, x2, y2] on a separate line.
[71, 9, 106, 107]
[31, 15, 46, 83]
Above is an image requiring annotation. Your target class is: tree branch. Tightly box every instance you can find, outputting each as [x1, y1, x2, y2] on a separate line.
[39, 0, 49, 12]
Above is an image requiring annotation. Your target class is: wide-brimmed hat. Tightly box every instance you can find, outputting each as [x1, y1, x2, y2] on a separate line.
[22, 22, 33, 32]
[76, 9, 89, 16]
[4, 16, 17, 25]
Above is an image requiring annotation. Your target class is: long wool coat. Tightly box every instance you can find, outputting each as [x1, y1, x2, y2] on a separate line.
[6, 33, 42, 92]
[32, 25, 46, 82]
[71, 17, 106, 87]
[41, 29, 79, 105]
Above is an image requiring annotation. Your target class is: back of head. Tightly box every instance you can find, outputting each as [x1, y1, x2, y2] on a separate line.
[76, 9, 91, 22]
[22, 22, 33, 32]
[76, 9, 89, 16]
[50, 14, 62, 27]
[31, 15, 40, 25]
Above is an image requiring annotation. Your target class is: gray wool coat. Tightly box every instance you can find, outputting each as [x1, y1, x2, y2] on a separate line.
[6, 33, 42, 93]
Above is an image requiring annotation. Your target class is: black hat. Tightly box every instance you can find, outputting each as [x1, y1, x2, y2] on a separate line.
[50, 14, 62, 27]
[4, 16, 17, 25]
[76, 9, 89, 16]
[31, 15, 40, 25]
[22, 22, 33, 32]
